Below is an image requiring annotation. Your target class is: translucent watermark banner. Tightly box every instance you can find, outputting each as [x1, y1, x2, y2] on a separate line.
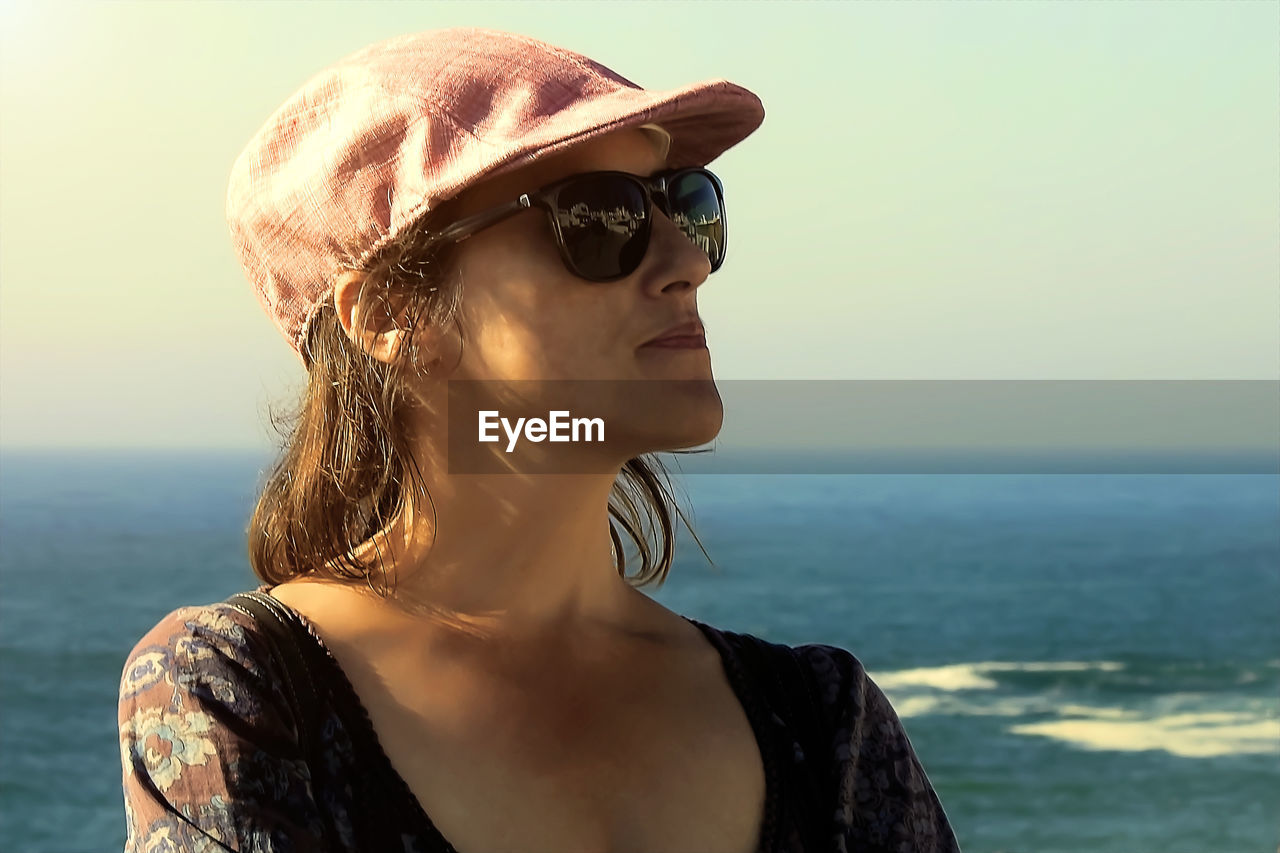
[443, 380, 1279, 475]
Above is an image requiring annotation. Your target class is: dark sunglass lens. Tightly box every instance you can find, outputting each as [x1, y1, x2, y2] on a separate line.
[554, 175, 649, 279]
[666, 172, 725, 269]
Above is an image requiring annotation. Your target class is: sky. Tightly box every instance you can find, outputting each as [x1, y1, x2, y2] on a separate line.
[0, 0, 1276, 450]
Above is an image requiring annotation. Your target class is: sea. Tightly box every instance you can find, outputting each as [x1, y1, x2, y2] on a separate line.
[0, 449, 1276, 853]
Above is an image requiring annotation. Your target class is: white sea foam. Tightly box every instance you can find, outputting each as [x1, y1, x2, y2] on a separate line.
[872, 663, 1279, 757]
[890, 693, 1115, 720]
[1055, 703, 1144, 720]
[890, 695, 949, 717]
[982, 661, 1127, 673]
[890, 692, 1278, 758]
[1008, 710, 1280, 758]
[871, 664, 1000, 691]
[870, 660, 1126, 692]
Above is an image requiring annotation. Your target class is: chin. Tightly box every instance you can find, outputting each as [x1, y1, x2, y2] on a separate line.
[615, 380, 725, 454]
[634, 349, 716, 382]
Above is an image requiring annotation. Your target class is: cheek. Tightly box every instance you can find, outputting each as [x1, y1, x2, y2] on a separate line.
[479, 297, 624, 378]
[452, 247, 623, 379]
[455, 267, 619, 376]
[456, 289, 544, 379]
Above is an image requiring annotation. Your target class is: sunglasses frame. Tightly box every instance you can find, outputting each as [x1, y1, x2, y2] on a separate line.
[421, 167, 727, 282]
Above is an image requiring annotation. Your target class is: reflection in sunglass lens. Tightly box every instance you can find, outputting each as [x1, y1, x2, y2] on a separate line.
[666, 172, 724, 269]
[554, 176, 648, 279]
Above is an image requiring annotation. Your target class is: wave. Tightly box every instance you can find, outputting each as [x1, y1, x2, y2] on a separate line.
[872, 660, 1279, 758]
[1008, 709, 1279, 758]
[871, 660, 1126, 692]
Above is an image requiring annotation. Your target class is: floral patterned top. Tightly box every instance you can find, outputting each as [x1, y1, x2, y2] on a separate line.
[118, 585, 961, 852]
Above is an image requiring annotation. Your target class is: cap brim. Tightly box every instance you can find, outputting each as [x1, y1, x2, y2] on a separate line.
[474, 78, 765, 190]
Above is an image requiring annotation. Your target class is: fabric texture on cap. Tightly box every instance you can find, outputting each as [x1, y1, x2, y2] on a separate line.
[225, 28, 765, 367]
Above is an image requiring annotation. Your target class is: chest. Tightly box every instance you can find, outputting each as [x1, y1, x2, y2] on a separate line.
[333, 635, 768, 853]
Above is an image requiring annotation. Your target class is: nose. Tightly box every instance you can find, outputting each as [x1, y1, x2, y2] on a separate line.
[640, 206, 713, 295]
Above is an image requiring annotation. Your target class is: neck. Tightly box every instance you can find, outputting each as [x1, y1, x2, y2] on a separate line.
[338, 462, 645, 646]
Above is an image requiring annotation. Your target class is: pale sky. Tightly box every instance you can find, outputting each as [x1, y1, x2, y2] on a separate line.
[1, 0, 1276, 450]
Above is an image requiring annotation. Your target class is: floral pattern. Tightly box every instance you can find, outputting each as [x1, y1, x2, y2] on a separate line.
[120, 707, 217, 792]
[118, 591, 960, 852]
[120, 650, 171, 699]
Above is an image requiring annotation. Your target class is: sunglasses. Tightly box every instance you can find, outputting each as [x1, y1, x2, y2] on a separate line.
[422, 167, 727, 281]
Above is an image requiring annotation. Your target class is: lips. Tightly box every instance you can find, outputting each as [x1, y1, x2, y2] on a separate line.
[642, 320, 705, 346]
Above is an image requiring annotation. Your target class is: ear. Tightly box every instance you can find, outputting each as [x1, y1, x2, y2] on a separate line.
[337, 268, 463, 368]
[332, 270, 399, 362]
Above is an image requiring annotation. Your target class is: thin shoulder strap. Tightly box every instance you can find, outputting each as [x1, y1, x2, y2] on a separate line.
[226, 590, 323, 760]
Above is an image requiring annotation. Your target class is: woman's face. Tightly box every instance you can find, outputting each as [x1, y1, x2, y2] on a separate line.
[424, 127, 724, 459]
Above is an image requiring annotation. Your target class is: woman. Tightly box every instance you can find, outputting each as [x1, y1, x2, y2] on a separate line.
[117, 28, 961, 853]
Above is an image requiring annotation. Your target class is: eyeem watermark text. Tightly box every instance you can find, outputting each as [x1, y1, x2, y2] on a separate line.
[478, 410, 605, 453]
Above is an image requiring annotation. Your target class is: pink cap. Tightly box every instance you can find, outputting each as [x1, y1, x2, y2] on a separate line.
[225, 28, 765, 366]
